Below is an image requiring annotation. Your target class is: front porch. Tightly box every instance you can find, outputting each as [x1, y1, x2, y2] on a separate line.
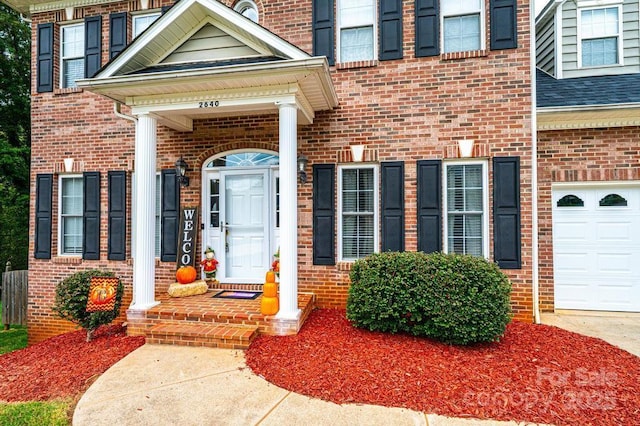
[126, 285, 316, 349]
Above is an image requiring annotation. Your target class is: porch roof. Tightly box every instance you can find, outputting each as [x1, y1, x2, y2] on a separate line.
[75, 0, 338, 130]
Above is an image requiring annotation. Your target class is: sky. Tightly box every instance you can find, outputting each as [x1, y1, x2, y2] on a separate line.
[535, 0, 553, 17]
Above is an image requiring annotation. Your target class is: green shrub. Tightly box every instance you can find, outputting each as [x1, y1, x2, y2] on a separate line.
[52, 270, 124, 342]
[346, 252, 512, 345]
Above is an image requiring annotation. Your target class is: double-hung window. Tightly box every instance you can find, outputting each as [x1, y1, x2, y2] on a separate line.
[444, 161, 488, 257]
[60, 23, 84, 88]
[338, 165, 379, 261]
[442, 0, 483, 53]
[132, 12, 161, 38]
[338, 0, 376, 62]
[59, 176, 83, 255]
[579, 7, 621, 67]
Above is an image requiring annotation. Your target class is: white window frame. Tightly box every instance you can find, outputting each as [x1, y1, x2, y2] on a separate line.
[60, 22, 85, 88]
[577, 5, 623, 68]
[336, 0, 377, 63]
[132, 11, 161, 39]
[58, 174, 83, 256]
[234, 0, 259, 23]
[441, 0, 485, 54]
[132, 172, 161, 258]
[442, 160, 489, 258]
[337, 164, 379, 262]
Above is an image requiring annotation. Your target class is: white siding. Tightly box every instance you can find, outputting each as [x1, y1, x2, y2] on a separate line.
[536, 14, 556, 75]
[161, 24, 261, 64]
[561, 0, 640, 78]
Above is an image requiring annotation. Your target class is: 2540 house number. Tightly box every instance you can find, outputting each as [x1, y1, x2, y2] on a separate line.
[199, 100, 220, 108]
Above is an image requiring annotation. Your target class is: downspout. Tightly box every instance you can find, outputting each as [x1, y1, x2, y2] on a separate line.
[531, 3, 541, 324]
[114, 102, 137, 124]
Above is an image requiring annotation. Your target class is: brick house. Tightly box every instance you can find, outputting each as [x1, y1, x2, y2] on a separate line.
[12, 0, 532, 344]
[536, 0, 640, 314]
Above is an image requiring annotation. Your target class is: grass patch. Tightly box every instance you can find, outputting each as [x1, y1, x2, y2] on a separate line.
[0, 400, 72, 426]
[0, 305, 28, 355]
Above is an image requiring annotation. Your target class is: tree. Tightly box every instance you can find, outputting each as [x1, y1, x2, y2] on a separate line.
[0, 4, 30, 271]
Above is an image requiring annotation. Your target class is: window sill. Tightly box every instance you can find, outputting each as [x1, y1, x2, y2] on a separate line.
[336, 60, 379, 70]
[54, 87, 83, 96]
[441, 50, 488, 61]
[336, 261, 354, 272]
[53, 256, 83, 265]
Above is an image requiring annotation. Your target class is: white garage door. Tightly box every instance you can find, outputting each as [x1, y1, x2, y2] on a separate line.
[552, 186, 640, 312]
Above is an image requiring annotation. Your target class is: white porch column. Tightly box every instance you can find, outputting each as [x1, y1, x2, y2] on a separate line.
[131, 114, 160, 310]
[276, 101, 301, 320]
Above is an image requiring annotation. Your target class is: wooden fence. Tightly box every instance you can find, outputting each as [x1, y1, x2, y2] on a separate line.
[1, 267, 28, 329]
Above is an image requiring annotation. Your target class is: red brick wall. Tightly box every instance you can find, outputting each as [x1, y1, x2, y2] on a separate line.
[28, 0, 533, 344]
[536, 127, 640, 312]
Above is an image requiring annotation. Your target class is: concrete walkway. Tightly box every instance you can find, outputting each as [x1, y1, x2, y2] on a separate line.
[73, 313, 640, 426]
[72, 344, 541, 426]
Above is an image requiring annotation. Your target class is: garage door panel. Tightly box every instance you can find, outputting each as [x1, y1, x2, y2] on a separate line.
[553, 221, 589, 242]
[553, 186, 640, 312]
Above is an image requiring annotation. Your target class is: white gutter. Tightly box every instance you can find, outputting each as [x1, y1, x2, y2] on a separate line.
[531, 2, 541, 325]
[113, 102, 137, 124]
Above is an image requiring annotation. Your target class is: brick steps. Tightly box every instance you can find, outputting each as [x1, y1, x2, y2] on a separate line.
[146, 322, 259, 349]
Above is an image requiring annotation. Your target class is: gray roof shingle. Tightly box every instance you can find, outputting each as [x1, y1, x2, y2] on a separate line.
[536, 69, 640, 108]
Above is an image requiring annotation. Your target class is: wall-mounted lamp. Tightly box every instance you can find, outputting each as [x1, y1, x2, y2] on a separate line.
[458, 139, 475, 158]
[175, 156, 190, 187]
[297, 154, 309, 184]
[63, 158, 74, 173]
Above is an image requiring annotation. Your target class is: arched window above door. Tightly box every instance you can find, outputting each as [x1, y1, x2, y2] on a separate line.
[205, 152, 279, 168]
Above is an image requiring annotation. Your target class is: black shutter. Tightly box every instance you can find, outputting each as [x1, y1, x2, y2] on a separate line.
[108, 171, 126, 260]
[417, 160, 442, 253]
[381, 161, 404, 251]
[84, 16, 102, 78]
[83, 172, 101, 260]
[379, 0, 403, 60]
[312, 0, 335, 66]
[493, 157, 521, 269]
[490, 0, 518, 50]
[313, 164, 335, 265]
[161, 169, 179, 262]
[34, 174, 53, 259]
[36, 23, 54, 93]
[415, 0, 439, 57]
[109, 12, 128, 59]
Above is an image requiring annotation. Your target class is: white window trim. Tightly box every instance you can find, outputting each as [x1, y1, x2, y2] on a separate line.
[337, 163, 380, 262]
[577, 5, 623, 68]
[59, 22, 84, 89]
[58, 174, 83, 257]
[440, 1, 486, 54]
[132, 11, 161, 39]
[442, 160, 489, 258]
[336, 0, 377, 63]
[233, 0, 259, 22]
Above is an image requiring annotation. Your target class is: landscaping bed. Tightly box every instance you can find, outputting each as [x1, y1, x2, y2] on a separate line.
[247, 309, 640, 426]
[0, 325, 144, 402]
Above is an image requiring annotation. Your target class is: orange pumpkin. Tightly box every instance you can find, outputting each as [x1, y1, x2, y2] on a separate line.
[260, 295, 279, 316]
[265, 270, 276, 283]
[263, 282, 278, 298]
[176, 266, 197, 284]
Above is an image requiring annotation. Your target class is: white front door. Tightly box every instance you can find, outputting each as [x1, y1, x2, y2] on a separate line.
[203, 167, 277, 283]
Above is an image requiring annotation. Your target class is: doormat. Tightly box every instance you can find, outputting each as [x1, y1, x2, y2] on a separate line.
[212, 290, 261, 300]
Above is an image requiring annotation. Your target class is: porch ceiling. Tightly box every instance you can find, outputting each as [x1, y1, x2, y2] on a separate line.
[77, 57, 338, 130]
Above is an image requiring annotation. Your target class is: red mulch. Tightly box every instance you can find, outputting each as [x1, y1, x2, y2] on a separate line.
[246, 309, 640, 426]
[0, 325, 145, 402]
